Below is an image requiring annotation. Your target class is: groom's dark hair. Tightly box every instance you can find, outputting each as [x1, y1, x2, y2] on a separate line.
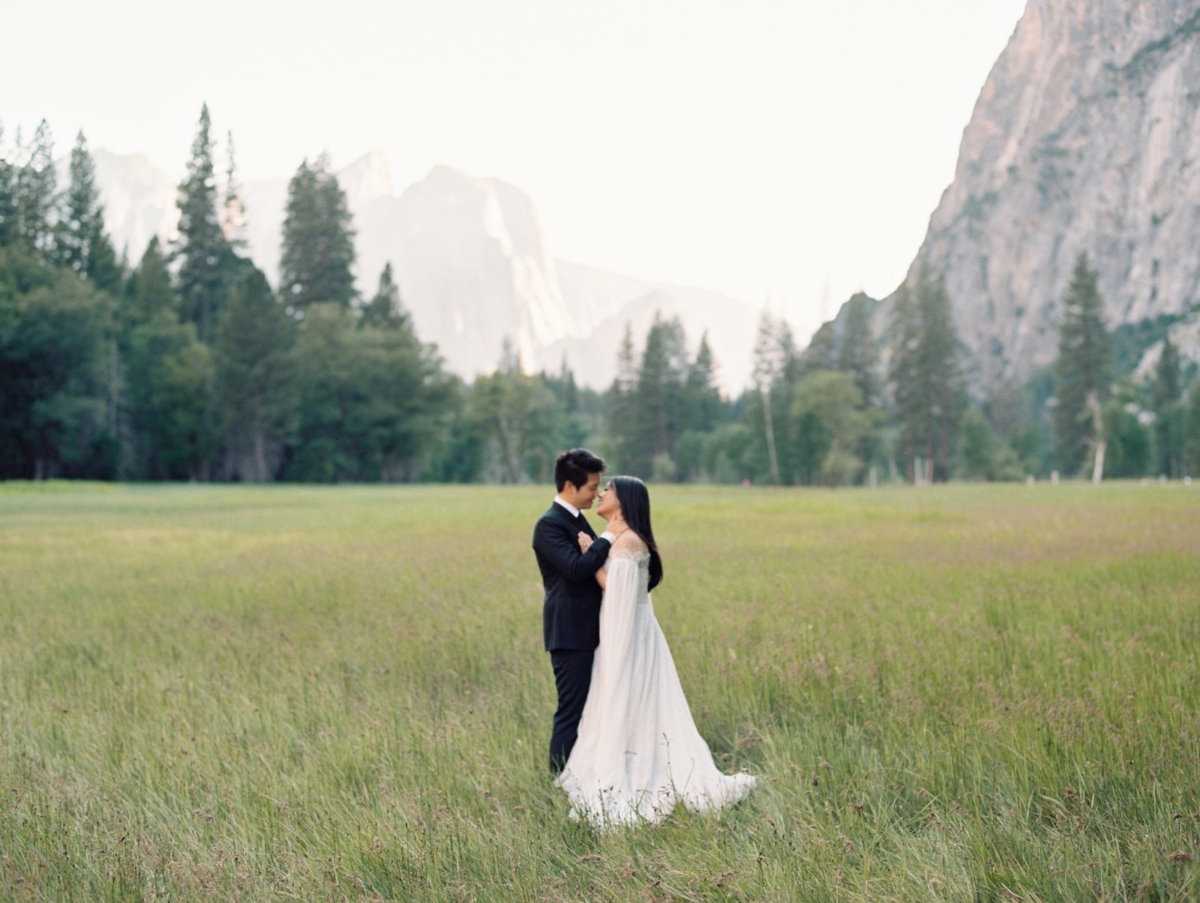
[555, 448, 606, 492]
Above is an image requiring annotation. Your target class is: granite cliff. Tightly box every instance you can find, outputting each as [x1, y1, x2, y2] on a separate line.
[886, 0, 1200, 391]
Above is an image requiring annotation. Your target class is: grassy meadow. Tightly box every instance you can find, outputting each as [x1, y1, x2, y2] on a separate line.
[1, 480, 1199, 902]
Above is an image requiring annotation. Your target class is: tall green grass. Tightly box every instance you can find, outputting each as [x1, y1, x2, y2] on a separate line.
[1, 482, 1198, 901]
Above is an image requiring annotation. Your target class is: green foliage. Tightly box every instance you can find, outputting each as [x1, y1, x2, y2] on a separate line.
[54, 130, 121, 293]
[798, 319, 836, 378]
[915, 269, 965, 480]
[1053, 253, 1111, 475]
[887, 269, 965, 482]
[12, 120, 57, 263]
[1185, 386, 1200, 478]
[837, 292, 879, 405]
[0, 258, 115, 478]
[702, 422, 754, 483]
[279, 154, 357, 313]
[957, 405, 1025, 482]
[125, 313, 216, 479]
[1153, 334, 1186, 477]
[6, 111, 1197, 491]
[284, 303, 368, 481]
[284, 303, 450, 482]
[625, 313, 689, 478]
[888, 282, 922, 479]
[471, 343, 562, 484]
[360, 262, 407, 331]
[0, 121, 17, 248]
[684, 332, 723, 434]
[789, 370, 872, 486]
[1111, 312, 1182, 376]
[213, 268, 297, 482]
[174, 105, 234, 344]
[604, 315, 733, 482]
[420, 379, 484, 483]
[352, 319, 454, 483]
[122, 236, 175, 331]
[1102, 391, 1153, 479]
[751, 310, 799, 484]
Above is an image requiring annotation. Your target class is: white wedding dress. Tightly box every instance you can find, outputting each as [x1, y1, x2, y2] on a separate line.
[555, 537, 756, 829]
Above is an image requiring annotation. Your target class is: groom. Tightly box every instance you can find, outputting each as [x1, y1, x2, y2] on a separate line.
[533, 448, 624, 774]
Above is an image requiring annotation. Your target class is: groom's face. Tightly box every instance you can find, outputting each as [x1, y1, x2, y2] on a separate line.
[568, 472, 602, 510]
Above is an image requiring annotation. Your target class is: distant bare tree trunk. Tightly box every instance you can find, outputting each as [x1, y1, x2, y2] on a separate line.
[495, 417, 520, 484]
[1087, 391, 1106, 484]
[761, 387, 780, 485]
[253, 425, 268, 483]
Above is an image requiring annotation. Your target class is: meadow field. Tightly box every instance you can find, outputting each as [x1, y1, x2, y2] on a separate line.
[1, 481, 1198, 902]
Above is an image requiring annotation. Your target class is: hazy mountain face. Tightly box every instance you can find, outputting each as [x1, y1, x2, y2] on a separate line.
[882, 0, 1200, 392]
[93, 152, 757, 392]
[91, 150, 180, 258]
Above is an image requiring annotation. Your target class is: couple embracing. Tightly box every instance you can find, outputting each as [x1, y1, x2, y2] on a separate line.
[532, 448, 756, 829]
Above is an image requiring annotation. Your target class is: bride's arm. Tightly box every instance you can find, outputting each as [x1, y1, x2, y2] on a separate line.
[594, 567, 607, 591]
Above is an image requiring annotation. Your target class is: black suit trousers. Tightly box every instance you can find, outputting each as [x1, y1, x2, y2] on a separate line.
[549, 648, 594, 774]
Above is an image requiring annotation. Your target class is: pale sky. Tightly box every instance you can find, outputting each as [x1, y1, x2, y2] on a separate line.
[3, 0, 1026, 341]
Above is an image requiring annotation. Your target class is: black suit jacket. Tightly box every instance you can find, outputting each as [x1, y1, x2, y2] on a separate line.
[533, 503, 612, 652]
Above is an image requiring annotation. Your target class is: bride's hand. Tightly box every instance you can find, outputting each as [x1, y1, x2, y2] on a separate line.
[578, 531, 594, 553]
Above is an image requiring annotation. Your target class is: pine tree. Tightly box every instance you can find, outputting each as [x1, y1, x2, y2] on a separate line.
[1153, 333, 1182, 410]
[472, 340, 556, 484]
[614, 320, 637, 398]
[684, 332, 723, 434]
[356, 322, 453, 482]
[213, 268, 296, 481]
[174, 105, 231, 344]
[361, 262, 408, 330]
[55, 131, 120, 292]
[838, 292, 879, 404]
[799, 320, 837, 378]
[1053, 253, 1110, 481]
[888, 282, 922, 482]
[607, 321, 638, 469]
[838, 292, 882, 478]
[1184, 385, 1200, 479]
[222, 131, 247, 250]
[85, 219, 122, 295]
[279, 154, 357, 313]
[1153, 332, 1184, 477]
[15, 120, 57, 262]
[56, 130, 98, 274]
[124, 237, 174, 330]
[0, 122, 19, 248]
[916, 269, 964, 482]
[627, 313, 688, 480]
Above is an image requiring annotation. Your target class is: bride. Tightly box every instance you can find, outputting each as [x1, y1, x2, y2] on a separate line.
[555, 476, 756, 829]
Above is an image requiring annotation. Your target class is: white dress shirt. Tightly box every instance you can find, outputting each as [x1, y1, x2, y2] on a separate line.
[554, 496, 616, 544]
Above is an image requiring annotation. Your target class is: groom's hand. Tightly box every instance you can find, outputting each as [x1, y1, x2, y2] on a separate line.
[578, 532, 594, 553]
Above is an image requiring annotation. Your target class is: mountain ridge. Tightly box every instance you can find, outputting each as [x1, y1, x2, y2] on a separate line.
[90, 150, 758, 393]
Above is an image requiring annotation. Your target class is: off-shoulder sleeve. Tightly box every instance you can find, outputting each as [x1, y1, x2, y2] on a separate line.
[594, 546, 642, 686]
[608, 534, 649, 561]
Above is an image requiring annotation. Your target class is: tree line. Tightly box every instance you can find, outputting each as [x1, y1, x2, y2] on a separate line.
[3, 106, 1199, 485]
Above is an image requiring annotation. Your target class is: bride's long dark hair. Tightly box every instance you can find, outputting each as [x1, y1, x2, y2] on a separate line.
[609, 476, 663, 590]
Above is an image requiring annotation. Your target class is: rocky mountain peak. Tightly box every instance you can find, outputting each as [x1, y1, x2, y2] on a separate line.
[890, 0, 1200, 393]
